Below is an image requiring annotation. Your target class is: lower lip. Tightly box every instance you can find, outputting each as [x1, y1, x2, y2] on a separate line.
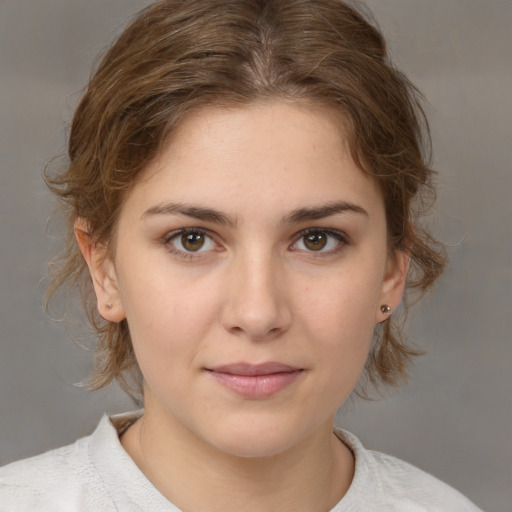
[207, 370, 303, 399]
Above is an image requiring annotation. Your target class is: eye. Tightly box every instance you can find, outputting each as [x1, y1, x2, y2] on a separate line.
[291, 229, 347, 253]
[167, 229, 217, 255]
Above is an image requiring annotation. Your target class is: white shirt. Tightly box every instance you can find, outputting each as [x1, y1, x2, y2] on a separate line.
[0, 411, 483, 511]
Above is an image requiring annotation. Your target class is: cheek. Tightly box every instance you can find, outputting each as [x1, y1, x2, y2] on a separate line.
[116, 265, 222, 372]
[295, 265, 382, 381]
[299, 264, 383, 337]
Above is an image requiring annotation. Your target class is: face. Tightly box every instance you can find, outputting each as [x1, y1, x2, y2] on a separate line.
[84, 101, 407, 458]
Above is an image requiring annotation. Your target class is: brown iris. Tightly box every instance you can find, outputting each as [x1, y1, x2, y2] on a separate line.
[181, 232, 205, 252]
[303, 232, 328, 251]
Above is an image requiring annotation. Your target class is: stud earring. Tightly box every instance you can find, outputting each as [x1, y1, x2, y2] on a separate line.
[380, 305, 391, 314]
[105, 303, 113, 310]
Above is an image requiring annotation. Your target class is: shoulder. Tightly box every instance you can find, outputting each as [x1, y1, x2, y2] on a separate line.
[0, 421, 115, 512]
[334, 429, 483, 512]
[366, 449, 482, 511]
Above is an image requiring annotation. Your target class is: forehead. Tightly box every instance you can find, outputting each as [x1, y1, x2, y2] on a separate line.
[125, 100, 382, 218]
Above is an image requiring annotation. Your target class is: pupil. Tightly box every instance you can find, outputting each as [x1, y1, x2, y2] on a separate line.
[304, 233, 327, 251]
[182, 233, 204, 251]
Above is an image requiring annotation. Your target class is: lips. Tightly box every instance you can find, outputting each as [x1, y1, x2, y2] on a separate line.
[205, 362, 303, 398]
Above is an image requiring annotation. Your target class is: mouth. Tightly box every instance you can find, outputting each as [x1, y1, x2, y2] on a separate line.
[205, 362, 304, 399]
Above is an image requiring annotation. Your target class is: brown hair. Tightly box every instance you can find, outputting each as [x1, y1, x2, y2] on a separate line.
[46, 0, 445, 399]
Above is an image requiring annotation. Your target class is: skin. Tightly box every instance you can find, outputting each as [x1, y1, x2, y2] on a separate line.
[77, 100, 409, 512]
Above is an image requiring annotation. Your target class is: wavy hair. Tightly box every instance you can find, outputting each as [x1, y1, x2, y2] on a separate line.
[46, 0, 445, 399]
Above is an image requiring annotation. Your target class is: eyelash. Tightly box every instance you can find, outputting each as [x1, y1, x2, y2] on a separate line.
[163, 227, 349, 259]
[290, 228, 349, 255]
[163, 228, 218, 259]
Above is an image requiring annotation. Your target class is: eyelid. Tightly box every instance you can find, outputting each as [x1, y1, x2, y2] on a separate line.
[161, 226, 349, 259]
[163, 227, 209, 243]
[163, 227, 221, 258]
[290, 227, 349, 253]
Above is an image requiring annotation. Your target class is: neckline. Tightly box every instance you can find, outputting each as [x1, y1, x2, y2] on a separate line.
[89, 412, 372, 511]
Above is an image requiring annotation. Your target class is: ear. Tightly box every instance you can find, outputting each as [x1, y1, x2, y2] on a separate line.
[74, 218, 126, 322]
[375, 249, 410, 323]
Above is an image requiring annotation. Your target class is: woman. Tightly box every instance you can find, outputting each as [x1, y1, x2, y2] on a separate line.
[0, 0, 482, 510]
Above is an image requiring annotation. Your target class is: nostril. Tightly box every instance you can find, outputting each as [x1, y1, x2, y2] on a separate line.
[227, 324, 285, 342]
[220, 270, 292, 340]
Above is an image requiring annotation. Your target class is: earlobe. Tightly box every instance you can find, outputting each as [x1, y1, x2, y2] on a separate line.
[74, 219, 126, 322]
[376, 250, 410, 323]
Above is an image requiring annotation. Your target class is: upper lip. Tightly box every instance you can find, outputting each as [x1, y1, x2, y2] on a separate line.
[207, 362, 302, 376]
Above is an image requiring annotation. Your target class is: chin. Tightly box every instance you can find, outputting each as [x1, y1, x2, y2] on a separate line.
[214, 435, 295, 459]
[200, 416, 310, 459]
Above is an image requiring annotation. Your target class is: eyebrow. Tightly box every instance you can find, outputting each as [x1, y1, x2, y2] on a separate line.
[141, 200, 368, 226]
[284, 201, 368, 223]
[141, 203, 236, 226]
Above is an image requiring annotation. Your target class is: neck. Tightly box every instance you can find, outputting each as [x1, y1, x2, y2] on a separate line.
[121, 406, 354, 512]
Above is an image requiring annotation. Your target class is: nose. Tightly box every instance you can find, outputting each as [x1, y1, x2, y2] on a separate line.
[220, 250, 292, 341]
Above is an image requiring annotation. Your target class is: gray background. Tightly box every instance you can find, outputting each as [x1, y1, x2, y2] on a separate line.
[0, 1, 510, 510]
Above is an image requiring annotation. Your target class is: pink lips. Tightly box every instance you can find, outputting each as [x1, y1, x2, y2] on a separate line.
[206, 362, 303, 399]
